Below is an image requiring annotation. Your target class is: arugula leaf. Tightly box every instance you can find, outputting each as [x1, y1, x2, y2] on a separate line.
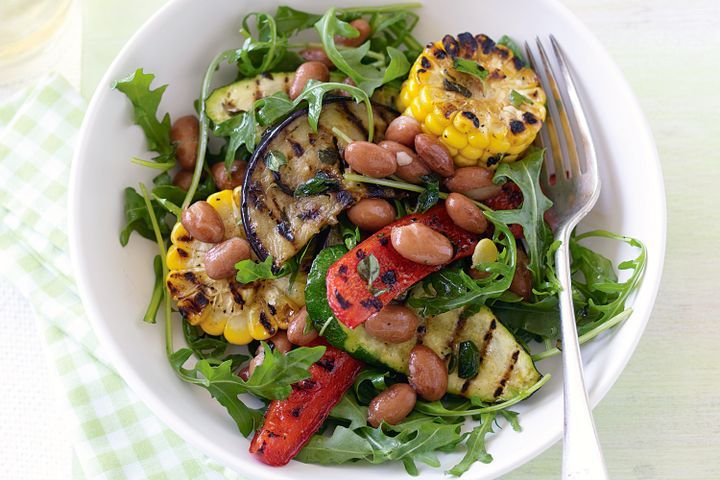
[497, 35, 526, 66]
[235, 256, 286, 283]
[119, 187, 170, 246]
[233, 12, 296, 78]
[315, 9, 411, 96]
[244, 343, 326, 399]
[265, 150, 287, 172]
[169, 343, 324, 436]
[142, 255, 164, 324]
[112, 68, 173, 156]
[447, 413, 496, 476]
[293, 80, 374, 138]
[294, 171, 341, 197]
[274, 5, 322, 36]
[490, 149, 553, 286]
[329, 394, 368, 430]
[414, 175, 440, 212]
[339, 218, 361, 250]
[510, 89, 533, 107]
[453, 58, 488, 80]
[181, 319, 237, 361]
[295, 426, 374, 464]
[213, 109, 257, 170]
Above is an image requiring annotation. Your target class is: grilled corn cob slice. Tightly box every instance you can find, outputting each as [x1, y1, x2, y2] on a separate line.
[166, 187, 306, 344]
[398, 33, 546, 167]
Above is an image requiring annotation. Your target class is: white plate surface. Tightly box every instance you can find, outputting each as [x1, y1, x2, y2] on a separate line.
[69, 0, 665, 478]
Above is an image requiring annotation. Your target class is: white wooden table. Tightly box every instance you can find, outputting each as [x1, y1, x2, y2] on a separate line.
[4, 0, 719, 478]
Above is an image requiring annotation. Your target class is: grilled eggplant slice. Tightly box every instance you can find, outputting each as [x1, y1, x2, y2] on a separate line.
[242, 98, 397, 266]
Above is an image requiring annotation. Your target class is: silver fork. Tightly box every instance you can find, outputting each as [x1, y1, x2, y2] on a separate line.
[525, 36, 608, 479]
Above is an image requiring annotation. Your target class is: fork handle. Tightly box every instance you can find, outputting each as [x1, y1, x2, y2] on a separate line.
[556, 229, 609, 480]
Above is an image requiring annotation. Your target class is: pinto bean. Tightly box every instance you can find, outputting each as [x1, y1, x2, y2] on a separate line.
[384, 116, 421, 147]
[289, 61, 330, 100]
[509, 249, 533, 300]
[408, 345, 448, 401]
[269, 330, 293, 354]
[367, 383, 417, 427]
[364, 304, 419, 343]
[378, 140, 430, 184]
[390, 223, 453, 265]
[445, 193, 488, 234]
[181, 201, 224, 243]
[171, 115, 199, 170]
[444, 166, 502, 201]
[347, 199, 396, 231]
[211, 161, 246, 190]
[414, 134, 455, 177]
[335, 18, 372, 47]
[344, 141, 397, 178]
[204, 237, 252, 279]
[299, 47, 334, 68]
[247, 348, 264, 377]
[286, 307, 318, 346]
[172, 169, 193, 191]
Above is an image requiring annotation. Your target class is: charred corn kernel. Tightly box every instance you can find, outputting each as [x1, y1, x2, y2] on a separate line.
[454, 155, 477, 167]
[460, 145, 483, 161]
[166, 188, 307, 345]
[409, 97, 428, 121]
[442, 125, 468, 150]
[224, 314, 254, 345]
[472, 238, 499, 267]
[200, 310, 229, 336]
[467, 129, 490, 149]
[424, 112, 447, 136]
[166, 244, 191, 270]
[398, 33, 546, 167]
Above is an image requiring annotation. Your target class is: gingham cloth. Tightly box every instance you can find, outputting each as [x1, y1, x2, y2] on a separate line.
[0, 74, 244, 479]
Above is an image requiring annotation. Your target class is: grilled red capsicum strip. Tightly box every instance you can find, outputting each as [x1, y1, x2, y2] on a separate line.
[327, 205, 480, 329]
[249, 340, 363, 466]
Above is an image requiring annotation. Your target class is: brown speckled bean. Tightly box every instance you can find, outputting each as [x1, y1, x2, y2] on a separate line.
[299, 48, 334, 68]
[445, 193, 488, 234]
[204, 237, 251, 279]
[378, 140, 430, 184]
[509, 249, 533, 300]
[391, 223, 453, 266]
[347, 198, 396, 232]
[171, 115, 199, 170]
[289, 61, 330, 100]
[344, 141, 397, 178]
[364, 304, 419, 343]
[335, 18, 371, 47]
[367, 383, 417, 427]
[408, 345, 448, 401]
[444, 166, 502, 201]
[286, 307, 318, 346]
[211, 161, 246, 190]
[181, 201, 224, 243]
[414, 134, 455, 177]
[172, 169, 193, 191]
[384, 116, 422, 147]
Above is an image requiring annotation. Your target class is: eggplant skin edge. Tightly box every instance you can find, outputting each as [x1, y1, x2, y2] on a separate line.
[241, 97, 397, 265]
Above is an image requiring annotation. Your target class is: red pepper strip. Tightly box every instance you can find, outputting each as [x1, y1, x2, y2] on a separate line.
[326, 205, 479, 329]
[249, 339, 364, 466]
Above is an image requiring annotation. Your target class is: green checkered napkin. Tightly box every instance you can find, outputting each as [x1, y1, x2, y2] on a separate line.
[0, 74, 244, 479]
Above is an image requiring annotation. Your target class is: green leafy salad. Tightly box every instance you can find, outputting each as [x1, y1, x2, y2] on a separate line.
[113, 3, 646, 476]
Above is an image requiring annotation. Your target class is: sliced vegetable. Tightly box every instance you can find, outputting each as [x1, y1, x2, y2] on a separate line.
[241, 98, 397, 267]
[326, 205, 478, 328]
[307, 245, 541, 402]
[166, 188, 306, 344]
[249, 339, 364, 466]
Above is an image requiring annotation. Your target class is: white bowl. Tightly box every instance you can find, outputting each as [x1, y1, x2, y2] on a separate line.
[69, 0, 666, 478]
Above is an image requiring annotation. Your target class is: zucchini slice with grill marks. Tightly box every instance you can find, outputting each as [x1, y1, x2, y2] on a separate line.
[241, 98, 398, 266]
[306, 245, 541, 402]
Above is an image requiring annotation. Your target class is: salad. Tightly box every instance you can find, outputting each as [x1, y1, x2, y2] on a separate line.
[115, 3, 647, 476]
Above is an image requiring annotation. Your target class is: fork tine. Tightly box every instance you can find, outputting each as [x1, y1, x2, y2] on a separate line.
[535, 37, 581, 179]
[549, 35, 598, 176]
[525, 42, 562, 186]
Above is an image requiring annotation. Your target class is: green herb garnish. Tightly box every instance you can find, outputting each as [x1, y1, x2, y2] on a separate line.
[454, 58, 489, 80]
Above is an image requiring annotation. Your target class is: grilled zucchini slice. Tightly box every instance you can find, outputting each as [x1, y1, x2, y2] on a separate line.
[166, 188, 306, 345]
[306, 245, 541, 402]
[241, 98, 398, 267]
